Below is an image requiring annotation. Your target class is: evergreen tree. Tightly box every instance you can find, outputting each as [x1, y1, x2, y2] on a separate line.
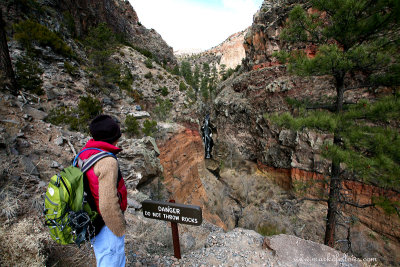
[201, 63, 211, 100]
[180, 61, 193, 86]
[209, 64, 219, 98]
[219, 64, 227, 79]
[193, 64, 200, 91]
[171, 64, 180, 76]
[272, 0, 400, 248]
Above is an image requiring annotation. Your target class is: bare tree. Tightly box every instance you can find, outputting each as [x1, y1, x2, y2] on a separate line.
[0, 9, 18, 95]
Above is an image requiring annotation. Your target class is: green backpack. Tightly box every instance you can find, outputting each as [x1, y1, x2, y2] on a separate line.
[44, 148, 114, 245]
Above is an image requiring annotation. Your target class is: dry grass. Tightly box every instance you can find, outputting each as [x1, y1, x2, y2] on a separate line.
[0, 183, 21, 221]
[45, 241, 96, 267]
[0, 217, 48, 267]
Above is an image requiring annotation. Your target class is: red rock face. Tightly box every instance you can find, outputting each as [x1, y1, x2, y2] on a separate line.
[243, 1, 318, 70]
[157, 128, 226, 229]
[257, 162, 400, 240]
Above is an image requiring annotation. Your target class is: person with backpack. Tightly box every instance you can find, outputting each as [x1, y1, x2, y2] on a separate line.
[77, 114, 128, 267]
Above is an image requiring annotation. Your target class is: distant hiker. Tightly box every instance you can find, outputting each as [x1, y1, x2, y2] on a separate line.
[76, 114, 128, 267]
[201, 114, 215, 159]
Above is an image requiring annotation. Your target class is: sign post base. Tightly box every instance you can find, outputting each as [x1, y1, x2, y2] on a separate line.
[170, 200, 181, 259]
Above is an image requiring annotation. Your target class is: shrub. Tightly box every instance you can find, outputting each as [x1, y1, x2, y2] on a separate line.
[185, 87, 197, 106]
[64, 61, 78, 76]
[179, 81, 187, 91]
[84, 23, 117, 51]
[125, 115, 140, 137]
[78, 96, 102, 121]
[47, 96, 102, 132]
[160, 86, 169, 96]
[15, 55, 43, 95]
[127, 90, 142, 102]
[132, 45, 153, 58]
[153, 97, 172, 121]
[13, 20, 74, 58]
[118, 67, 133, 92]
[62, 11, 76, 37]
[144, 72, 153, 79]
[142, 120, 157, 137]
[145, 58, 153, 69]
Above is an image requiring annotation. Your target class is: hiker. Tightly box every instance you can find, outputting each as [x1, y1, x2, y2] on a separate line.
[201, 114, 215, 159]
[77, 114, 128, 267]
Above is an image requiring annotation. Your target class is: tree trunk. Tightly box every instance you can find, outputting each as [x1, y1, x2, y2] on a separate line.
[0, 9, 18, 95]
[335, 73, 345, 112]
[324, 73, 346, 247]
[324, 135, 341, 247]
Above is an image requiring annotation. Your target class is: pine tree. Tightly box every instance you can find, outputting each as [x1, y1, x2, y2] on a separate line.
[200, 63, 211, 100]
[209, 64, 218, 98]
[271, 0, 400, 247]
[193, 64, 200, 91]
[180, 61, 193, 87]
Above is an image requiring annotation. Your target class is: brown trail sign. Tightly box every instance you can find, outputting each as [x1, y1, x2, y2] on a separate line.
[142, 200, 202, 226]
[142, 199, 203, 259]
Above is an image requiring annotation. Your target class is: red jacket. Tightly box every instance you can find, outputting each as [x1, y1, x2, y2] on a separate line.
[78, 139, 128, 214]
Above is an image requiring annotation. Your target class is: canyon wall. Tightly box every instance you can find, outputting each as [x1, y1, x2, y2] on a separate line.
[210, 0, 400, 241]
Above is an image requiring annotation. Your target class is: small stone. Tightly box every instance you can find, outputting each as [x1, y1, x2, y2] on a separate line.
[55, 136, 64, 146]
[51, 161, 61, 168]
[21, 156, 39, 176]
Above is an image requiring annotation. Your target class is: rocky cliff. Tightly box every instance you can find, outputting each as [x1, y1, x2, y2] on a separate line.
[175, 28, 248, 77]
[2, 0, 176, 65]
[243, 0, 307, 70]
[204, 29, 248, 70]
[205, 0, 400, 263]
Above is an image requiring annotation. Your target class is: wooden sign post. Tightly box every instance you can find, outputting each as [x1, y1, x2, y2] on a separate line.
[142, 199, 203, 259]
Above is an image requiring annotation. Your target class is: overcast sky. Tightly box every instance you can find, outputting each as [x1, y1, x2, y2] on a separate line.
[129, 0, 263, 52]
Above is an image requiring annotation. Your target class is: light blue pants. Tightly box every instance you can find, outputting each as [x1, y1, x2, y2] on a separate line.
[92, 225, 126, 267]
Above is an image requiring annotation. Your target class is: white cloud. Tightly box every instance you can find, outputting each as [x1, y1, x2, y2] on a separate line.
[129, 0, 262, 51]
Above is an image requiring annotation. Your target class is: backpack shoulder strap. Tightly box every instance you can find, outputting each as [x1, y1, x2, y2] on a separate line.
[72, 148, 116, 173]
[81, 151, 116, 173]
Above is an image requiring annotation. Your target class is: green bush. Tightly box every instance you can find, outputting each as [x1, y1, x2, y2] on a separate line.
[13, 20, 74, 58]
[145, 58, 153, 69]
[160, 86, 169, 96]
[179, 81, 187, 91]
[62, 11, 76, 37]
[84, 23, 118, 51]
[15, 55, 43, 95]
[78, 96, 102, 120]
[153, 97, 172, 121]
[142, 120, 157, 137]
[64, 61, 78, 76]
[125, 115, 140, 137]
[132, 45, 153, 58]
[144, 72, 153, 79]
[119, 67, 133, 91]
[47, 96, 102, 132]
